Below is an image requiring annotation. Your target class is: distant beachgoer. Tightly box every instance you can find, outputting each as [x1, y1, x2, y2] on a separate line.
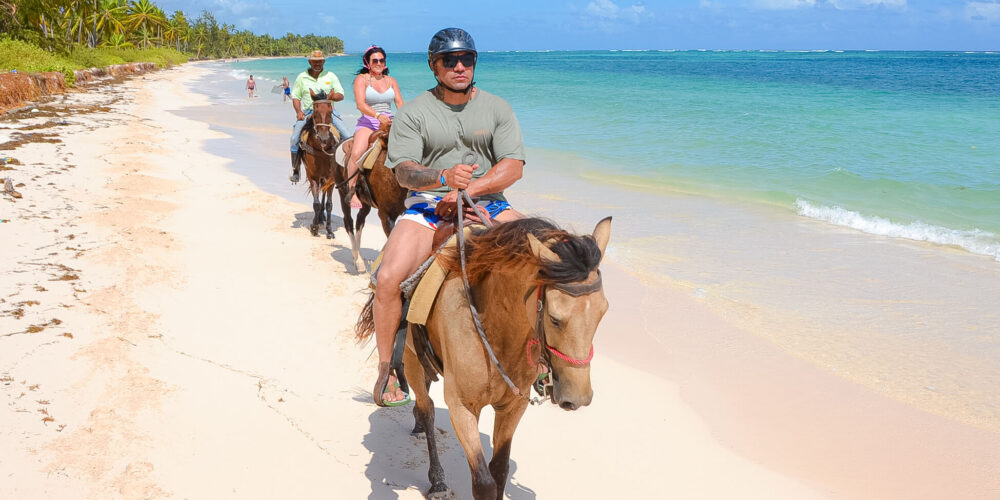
[282, 76, 291, 102]
[246, 75, 255, 99]
[288, 50, 351, 184]
[346, 45, 404, 209]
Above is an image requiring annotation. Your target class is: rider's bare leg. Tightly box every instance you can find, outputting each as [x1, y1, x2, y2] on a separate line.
[346, 127, 373, 208]
[373, 219, 436, 402]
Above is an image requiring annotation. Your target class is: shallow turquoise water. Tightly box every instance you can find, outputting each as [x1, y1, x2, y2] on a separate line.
[232, 50, 1000, 259]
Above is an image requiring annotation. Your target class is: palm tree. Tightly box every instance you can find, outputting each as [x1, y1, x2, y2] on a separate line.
[90, 0, 127, 47]
[102, 32, 133, 48]
[126, 0, 163, 47]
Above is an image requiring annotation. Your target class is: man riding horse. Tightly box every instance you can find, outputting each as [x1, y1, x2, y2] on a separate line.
[371, 27, 526, 406]
[288, 50, 352, 184]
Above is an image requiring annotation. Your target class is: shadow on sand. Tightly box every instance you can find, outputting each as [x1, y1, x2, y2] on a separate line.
[289, 211, 378, 274]
[354, 393, 537, 499]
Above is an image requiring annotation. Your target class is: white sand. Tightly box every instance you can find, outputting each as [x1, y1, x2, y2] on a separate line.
[1, 64, 997, 499]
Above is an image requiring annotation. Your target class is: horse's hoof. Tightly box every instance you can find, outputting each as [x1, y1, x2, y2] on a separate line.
[326, 232, 334, 240]
[309, 225, 319, 236]
[427, 488, 456, 500]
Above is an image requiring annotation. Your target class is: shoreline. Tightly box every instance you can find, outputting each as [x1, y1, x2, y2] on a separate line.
[2, 62, 999, 498]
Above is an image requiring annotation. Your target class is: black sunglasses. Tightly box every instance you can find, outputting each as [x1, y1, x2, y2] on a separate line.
[369, 57, 385, 64]
[440, 52, 476, 69]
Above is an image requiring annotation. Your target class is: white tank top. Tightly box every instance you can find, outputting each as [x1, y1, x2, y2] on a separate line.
[366, 80, 395, 114]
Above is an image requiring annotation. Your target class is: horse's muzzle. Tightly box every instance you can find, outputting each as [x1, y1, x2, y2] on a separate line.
[552, 373, 593, 411]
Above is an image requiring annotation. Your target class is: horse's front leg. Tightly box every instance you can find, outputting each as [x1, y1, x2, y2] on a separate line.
[446, 393, 495, 500]
[336, 186, 359, 271]
[352, 204, 371, 273]
[323, 187, 334, 239]
[404, 345, 453, 498]
[309, 179, 322, 237]
[489, 398, 529, 499]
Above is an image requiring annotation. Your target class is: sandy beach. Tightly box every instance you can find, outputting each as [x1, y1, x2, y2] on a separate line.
[2, 63, 999, 499]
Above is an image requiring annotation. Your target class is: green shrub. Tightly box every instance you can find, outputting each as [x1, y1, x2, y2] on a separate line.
[0, 40, 188, 87]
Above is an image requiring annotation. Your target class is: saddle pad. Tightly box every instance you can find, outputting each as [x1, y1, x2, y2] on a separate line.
[367, 228, 476, 325]
[335, 138, 350, 166]
[407, 227, 478, 325]
[360, 140, 383, 170]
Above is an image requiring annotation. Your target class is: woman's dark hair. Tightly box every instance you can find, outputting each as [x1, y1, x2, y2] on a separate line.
[356, 46, 388, 75]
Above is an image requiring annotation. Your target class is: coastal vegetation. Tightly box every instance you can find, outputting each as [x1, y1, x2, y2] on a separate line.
[1, 0, 343, 83]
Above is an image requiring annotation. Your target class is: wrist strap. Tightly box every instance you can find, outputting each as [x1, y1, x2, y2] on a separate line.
[439, 170, 447, 186]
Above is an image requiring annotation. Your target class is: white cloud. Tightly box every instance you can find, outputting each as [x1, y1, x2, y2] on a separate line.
[586, 0, 621, 19]
[584, 0, 650, 23]
[753, 0, 816, 9]
[827, 0, 906, 9]
[965, 1, 1000, 23]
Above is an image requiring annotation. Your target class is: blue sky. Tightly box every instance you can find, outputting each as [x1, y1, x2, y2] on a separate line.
[157, 0, 1000, 51]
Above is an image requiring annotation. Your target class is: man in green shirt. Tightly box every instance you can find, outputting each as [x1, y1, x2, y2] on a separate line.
[370, 28, 526, 406]
[288, 50, 350, 183]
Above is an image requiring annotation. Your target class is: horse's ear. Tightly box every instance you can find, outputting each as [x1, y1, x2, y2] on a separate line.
[528, 233, 561, 264]
[592, 216, 612, 256]
[309, 88, 316, 98]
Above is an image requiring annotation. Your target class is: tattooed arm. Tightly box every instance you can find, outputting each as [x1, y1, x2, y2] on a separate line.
[395, 160, 475, 191]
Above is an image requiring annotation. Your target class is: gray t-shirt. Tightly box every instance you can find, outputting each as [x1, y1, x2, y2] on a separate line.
[387, 88, 525, 200]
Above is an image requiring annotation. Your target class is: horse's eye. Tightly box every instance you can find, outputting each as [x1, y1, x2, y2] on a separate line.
[548, 315, 561, 328]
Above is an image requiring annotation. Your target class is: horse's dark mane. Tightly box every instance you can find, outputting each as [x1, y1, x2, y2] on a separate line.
[440, 217, 602, 285]
[312, 90, 329, 100]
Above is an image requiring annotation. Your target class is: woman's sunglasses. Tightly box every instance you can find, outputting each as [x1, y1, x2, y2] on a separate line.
[369, 57, 385, 64]
[440, 53, 476, 69]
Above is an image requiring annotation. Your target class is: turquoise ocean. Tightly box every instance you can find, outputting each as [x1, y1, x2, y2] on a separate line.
[207, 51, 1000, 430]
[230, 50, 1000, 260]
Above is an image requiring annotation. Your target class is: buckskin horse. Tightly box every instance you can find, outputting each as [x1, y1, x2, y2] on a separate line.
[323, 122, 406, 272]
[299, 89, 341, 238]
[357, 216, 611, 499]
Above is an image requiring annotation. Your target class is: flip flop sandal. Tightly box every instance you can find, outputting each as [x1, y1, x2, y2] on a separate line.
[373, 361, 411, 407]
[383, 381, 411, 407]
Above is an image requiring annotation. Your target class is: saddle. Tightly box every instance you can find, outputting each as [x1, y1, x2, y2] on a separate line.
[368, 225, 482, 325]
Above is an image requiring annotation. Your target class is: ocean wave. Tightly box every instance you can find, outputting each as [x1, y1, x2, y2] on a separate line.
[794, 199, 1000, 261]
[227, 69, 278, 85]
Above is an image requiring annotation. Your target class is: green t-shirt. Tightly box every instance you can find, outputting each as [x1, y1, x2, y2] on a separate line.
[291, 69, 344, 112]
[387, 89, 525, 200]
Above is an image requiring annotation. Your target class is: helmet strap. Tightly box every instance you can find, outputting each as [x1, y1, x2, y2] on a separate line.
[435, 79, 475, 96]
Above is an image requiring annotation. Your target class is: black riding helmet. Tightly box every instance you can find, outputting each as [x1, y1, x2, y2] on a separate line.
[427, 27, 477, 61]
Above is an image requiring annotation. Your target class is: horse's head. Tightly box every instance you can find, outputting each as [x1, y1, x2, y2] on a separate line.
[309, 89, 337, 147]
[528, 217, 611, 411]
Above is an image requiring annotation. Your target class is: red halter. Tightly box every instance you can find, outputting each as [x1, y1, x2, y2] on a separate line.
[527, 277, 600, 367]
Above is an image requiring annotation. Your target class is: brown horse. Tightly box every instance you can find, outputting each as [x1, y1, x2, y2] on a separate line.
[322, 122, 406, 272]
[300, 89, 341, 238]
[357, 216, 611, 499]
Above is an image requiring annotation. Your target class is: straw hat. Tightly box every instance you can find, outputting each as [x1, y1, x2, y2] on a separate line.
[307, 50, 326, 61]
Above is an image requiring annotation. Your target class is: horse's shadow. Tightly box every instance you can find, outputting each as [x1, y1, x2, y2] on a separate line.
[354, 393, 536, 499]
[289, 211, 379, 273]
[291, 210, 344, 233]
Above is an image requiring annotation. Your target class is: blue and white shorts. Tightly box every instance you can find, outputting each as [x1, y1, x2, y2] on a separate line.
[399, 191, 511, 230]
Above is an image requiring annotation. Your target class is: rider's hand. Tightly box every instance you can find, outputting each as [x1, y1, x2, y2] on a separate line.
[296, 111, 306, 121]
[435, 191, 460, 217]
[444, 163, 476, 190]
[376, 114, 391, 126]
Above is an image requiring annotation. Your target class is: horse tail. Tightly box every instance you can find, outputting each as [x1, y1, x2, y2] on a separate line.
[355, 291, 376, 344]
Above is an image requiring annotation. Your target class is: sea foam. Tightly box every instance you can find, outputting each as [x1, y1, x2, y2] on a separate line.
[794, 199, 1000, 261]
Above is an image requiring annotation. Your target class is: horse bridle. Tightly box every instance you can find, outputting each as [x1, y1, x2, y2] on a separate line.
[298, 99, 338, 157]
[531, 271, 603, 367]
[311, 99, 334, 130]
